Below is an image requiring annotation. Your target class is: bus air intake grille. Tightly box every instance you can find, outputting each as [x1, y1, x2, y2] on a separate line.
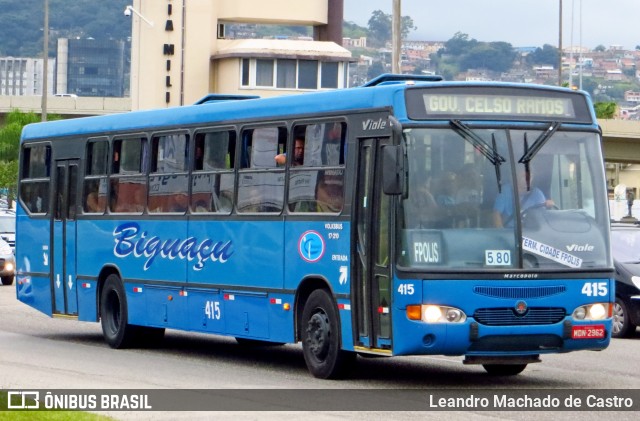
[474, 307, 566, 326]
[473, 286, 566, 299]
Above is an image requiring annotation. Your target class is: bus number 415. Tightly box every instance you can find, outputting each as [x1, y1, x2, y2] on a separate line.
[205, 301, 222, 320]
[581, 282, 607, 297]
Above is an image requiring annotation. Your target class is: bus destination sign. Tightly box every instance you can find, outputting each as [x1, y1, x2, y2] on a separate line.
[423, 94, 574, 118]
[406, 86, 592, 123]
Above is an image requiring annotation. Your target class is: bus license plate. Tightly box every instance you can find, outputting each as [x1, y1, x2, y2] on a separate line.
[571, 325, 605, 339]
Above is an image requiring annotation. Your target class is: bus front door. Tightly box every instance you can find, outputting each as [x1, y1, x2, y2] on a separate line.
[51, 160, 79, 317]
[354, 138, 392, 353]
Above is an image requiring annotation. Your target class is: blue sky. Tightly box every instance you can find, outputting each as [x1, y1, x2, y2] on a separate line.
[343, 0, 639, 49]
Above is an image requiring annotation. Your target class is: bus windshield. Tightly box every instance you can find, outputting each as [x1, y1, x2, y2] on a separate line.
[398, 125, 611, 271]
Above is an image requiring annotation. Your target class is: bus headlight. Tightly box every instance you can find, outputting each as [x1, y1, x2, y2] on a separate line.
[406, 305, 466, 323]
[572, 303, 610, 321]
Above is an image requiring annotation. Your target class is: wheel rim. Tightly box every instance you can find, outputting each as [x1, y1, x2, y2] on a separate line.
[612, 301, 624, 334]
[306, 310, 331, 362]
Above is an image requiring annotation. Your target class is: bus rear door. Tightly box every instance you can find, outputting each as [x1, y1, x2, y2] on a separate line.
[354, 137, 393, 353]
[52, 159, 79, 317]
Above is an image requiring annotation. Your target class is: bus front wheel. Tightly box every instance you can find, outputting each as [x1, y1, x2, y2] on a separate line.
[100, 274, 136, 349]
[482, 364, 527, 376]
[301, 289, 354, 379]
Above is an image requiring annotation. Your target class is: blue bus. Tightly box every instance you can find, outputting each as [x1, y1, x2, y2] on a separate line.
[16, 75, 613, 378]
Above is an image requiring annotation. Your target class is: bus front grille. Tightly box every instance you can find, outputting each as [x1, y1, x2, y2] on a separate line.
[474, 307, 566, 326]
[474, 286, 566, 299]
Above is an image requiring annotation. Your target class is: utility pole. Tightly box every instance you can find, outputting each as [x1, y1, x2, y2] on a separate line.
[558, 0, 563, 86]
[392, 0, 401, 74]
[41, 0, 48, 122]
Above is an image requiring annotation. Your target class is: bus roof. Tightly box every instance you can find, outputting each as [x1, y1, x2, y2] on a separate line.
[20, 80, 594, 142]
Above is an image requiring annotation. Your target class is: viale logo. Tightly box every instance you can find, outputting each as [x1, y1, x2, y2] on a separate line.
[362, 118, 387, 131]
[566, 243, 594, 252]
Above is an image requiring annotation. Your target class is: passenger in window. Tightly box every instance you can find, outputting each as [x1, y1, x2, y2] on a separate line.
[194, 145, 204, 170]
[112, 150, 120, 174]
[434, 171, 458, 207]
[275, 136, 304, 166]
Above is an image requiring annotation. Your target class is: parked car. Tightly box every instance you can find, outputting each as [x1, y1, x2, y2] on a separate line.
[610, 222, 640, 337]
[0, 210, 15, 253]
[0, 238, 14, 286]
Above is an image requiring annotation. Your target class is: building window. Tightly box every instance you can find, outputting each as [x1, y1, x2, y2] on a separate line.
[276, 59, 296, 89]
[240, 58, 345, 90]
[241, 58, 250, 86]
[298, 60, 318, 90]
[256, 59, 274, 87]
[321, 62, 339, 89]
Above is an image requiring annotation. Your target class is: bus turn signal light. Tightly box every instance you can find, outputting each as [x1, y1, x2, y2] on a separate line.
[406, 305, 422, 320]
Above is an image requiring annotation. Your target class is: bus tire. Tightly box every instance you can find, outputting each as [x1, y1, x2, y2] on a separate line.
[301, 289, 354, 379]
[482, 364, 527, 376]
[100, 274, 136, 349]
[1, 276, 14, 286]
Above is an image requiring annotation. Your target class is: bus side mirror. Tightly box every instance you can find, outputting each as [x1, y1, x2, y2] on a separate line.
[382, 145, 404, 195]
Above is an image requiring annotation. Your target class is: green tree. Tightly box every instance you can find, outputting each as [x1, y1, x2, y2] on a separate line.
[443, 32, 478, 56]
[0, 0, 132, 57]
[460, 42, 515, 72]
[527, 44, 559, 66]
[367, 10, 417, 47]
[367, 10, 391, 47]
[343, 21, 368, 39]
[594, 102, 617, 119]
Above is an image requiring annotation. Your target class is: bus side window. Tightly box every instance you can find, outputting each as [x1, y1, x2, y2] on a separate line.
[110, 138, 147, 214]
[288, 122, 346, 213]
[83, 139, 108, 214]
[192, 130, 236, 213]
[20, 144, 51, 214]
[238, 127, 286, 213]
[148, 133, 189, 213]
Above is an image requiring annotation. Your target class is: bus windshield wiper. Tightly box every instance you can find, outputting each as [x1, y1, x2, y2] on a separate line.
[450, 120, 505, 166]
[450, 120, 506, 191]
[519, 122, 561, 164]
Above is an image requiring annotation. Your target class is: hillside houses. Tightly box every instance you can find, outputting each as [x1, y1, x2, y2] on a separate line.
[342, 37, 640, 119]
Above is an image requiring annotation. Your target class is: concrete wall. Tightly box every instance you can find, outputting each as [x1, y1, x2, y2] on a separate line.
[0, 96, 131, 117]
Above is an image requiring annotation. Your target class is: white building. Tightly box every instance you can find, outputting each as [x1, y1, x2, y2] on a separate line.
[129, 0, 351, 110]
[0, 57, 55, 96]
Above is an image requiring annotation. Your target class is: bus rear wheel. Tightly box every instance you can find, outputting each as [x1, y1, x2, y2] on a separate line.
[301, 289, 354, 379]
[100, 274, 136, 349]
[482, 364, 527, 376]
